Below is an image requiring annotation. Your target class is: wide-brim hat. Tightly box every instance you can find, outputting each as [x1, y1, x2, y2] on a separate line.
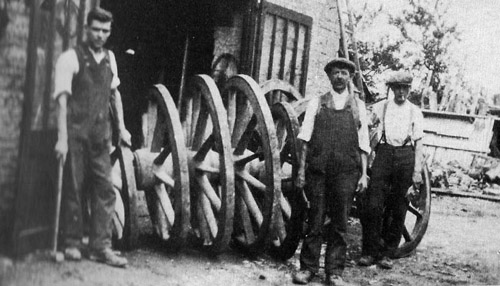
[324, 58, 356, 74]
[386, 71, 413, 86]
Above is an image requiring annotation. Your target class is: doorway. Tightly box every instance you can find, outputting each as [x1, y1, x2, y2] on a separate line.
[101, 0, 218, 148]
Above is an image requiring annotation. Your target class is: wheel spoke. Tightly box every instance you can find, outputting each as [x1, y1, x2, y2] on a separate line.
[275, 119, 287, 152]
[233, 116, 257, 155]
[153, 166, 175, 189]
[234, 151, 262, 166]
[280, 192, 291, 220]
[408, 204, 423, 220]
[236, 169, 266, 192]
[274, 205, 287, 242]
[154, 184, 175, 227]
[182, 97, 193, 146]
[402, 226, 412, 242]
[190, 89, 202, 146]
[193, 134, 215, 162]
[196, 174, 222, 211]
[236, 196, 255, 244]
[197, 197, 212, 245]
[200, 192, 218, 239]
[191, 102, 209, 150]
[227, 90, 237, 132]
[231, 100, 253, 147]
[153, 144, 172, 166]
[143, 102, 157, 149]
[237, 180, 263, 226]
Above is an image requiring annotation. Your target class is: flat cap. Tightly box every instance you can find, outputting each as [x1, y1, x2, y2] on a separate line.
[386, 71, 413, 86]
[324, 58, 356, 74]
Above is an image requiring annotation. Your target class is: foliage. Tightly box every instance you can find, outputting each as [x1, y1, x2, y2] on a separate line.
[353, 0, 463, 106]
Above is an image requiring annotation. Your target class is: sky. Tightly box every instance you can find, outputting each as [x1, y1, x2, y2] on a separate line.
[351, 0, 500, 96]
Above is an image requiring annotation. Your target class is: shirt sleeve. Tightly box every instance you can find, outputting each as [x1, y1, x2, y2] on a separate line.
[411, 106, 425, 141]
[108, 50, 120, 90]
[357, 99, 371, 154]
[53, 49, 78, 99]
[297, 96, 319, 142]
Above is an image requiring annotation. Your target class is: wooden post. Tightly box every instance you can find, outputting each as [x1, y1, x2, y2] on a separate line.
[177, 34, 189, 107]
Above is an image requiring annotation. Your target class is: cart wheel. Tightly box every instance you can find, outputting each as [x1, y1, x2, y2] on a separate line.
[267, 101, 307, 260]
[110, 146, 140, 249]
[387, 163, 432, 258]
[140, 84, 191, 244]
[260, 79, 303, 106]
[221, 75, 282, 252]
[179, 75, 235, 253]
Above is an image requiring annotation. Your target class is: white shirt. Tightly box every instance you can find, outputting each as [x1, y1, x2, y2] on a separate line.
[374, 99, 424, 146]
[53, 47, 120, 99]
[297, 88, 371, 154]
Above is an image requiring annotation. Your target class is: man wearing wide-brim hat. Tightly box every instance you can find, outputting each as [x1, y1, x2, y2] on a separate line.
[359, 70, 424, 269]
[292, 58, 370, 286]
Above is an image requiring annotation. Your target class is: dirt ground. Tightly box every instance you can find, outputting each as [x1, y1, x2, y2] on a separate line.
[2, 194, 500, 286]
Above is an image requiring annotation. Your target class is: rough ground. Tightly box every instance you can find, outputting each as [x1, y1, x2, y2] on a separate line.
[2, 194, 500, 286]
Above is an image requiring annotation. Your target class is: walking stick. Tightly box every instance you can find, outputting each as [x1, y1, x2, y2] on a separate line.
[51, 157, 65, 262]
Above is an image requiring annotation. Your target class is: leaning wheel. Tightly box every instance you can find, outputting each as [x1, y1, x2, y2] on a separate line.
[267, 101, 307, 260]
[387, 163, 432, 258]
[260, 79, 303, 106]
[110, 145, 140, 250]
[179, 75, 235, 253]
[138, 84, 191, 244]
[221, 74, 282, 252]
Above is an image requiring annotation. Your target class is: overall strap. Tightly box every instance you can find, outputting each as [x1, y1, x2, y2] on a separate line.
[380, 100, 390, 144]
[318, 91, 361, 129]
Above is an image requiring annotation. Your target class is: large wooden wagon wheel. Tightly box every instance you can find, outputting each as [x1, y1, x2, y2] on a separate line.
[267, 101, 307, 260]
[137, 84, 191, 244]
[179, 75, 235, 253]
[385, 163, 431, 258]
[110, 145, 140, 250]
[221, 75, 282, 252]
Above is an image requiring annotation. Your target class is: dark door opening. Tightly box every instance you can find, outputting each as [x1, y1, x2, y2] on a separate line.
[101, 0, 217, 148]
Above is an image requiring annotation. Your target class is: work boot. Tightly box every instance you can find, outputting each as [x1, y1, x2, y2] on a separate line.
[89, 248, 128, 268]
[358, 255, 375, 266]
[292, 269, 315, 284]
[64, 247, 82, 261]
[326, 274, 353, 286]
[378, 256, 393, 269]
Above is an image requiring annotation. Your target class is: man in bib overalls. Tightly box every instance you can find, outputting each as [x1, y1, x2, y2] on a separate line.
[293, 58, 370, 286]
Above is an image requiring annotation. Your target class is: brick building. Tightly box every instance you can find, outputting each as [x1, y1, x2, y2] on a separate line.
[0, 0, 341, 255]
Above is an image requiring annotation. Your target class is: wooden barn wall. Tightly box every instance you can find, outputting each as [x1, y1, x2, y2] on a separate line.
[422, 112, 495, 168]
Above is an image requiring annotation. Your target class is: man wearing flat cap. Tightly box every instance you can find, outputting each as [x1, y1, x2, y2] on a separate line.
[292, 58, 370, 286]
[359, 70, 424, 269]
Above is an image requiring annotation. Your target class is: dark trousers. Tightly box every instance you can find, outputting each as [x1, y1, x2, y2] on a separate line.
[361, 144, 414, 257]
[61, 136, 115, 251]
[299, 169, 359, 276]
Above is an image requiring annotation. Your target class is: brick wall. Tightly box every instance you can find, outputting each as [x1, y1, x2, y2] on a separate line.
[0, 1, 29, 249]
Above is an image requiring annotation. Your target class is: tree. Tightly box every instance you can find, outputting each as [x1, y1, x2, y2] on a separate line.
[353, 0, 463, 107]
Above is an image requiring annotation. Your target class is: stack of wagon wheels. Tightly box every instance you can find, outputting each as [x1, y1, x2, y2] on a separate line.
[108, 76, 431, 260]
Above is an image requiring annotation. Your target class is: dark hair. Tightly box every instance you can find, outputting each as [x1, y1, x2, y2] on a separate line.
[86, 7, 113, 26]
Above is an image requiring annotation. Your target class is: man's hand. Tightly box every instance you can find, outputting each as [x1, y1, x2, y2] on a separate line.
[119, 127, 132, 147]
[55, 139, 68, 163]
[295, 167, 306, 190]
[355, 174, 368, 195]
[412, 170, 423, 190]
